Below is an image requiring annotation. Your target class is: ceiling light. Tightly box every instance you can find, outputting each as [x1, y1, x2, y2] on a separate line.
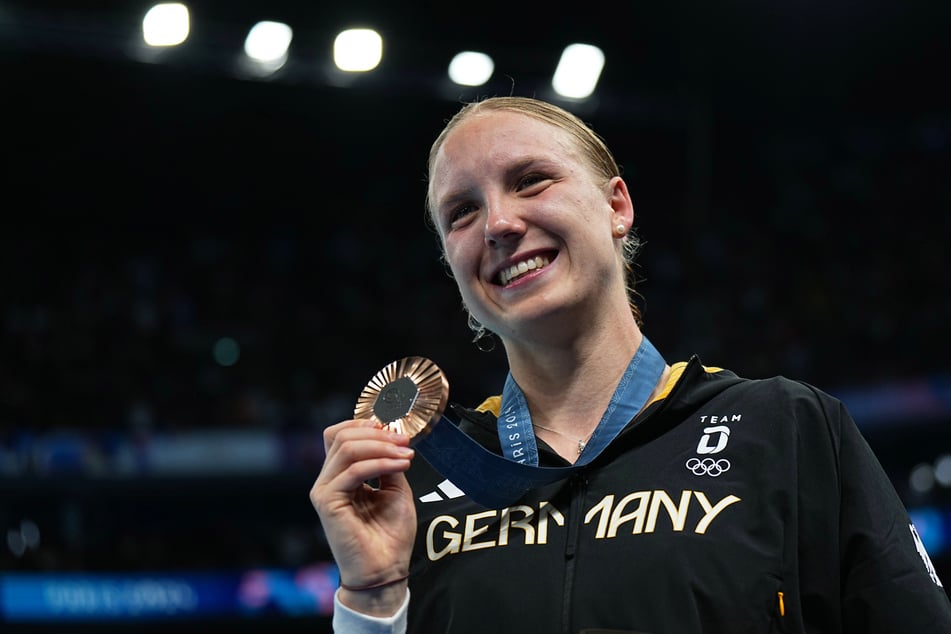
[448, 51, 494, 86]
[552, 43, 604, 100]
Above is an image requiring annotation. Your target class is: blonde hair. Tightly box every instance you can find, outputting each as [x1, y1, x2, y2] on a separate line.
[426, 96, 643, 332]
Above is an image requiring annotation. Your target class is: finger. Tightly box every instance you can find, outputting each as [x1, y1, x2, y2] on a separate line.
[331, 452, 415, 492]
[317, 435, 415, 492]
[323, 418, 380, 454]
[326, 422, 409, 457]
[310, 454, 413, 518]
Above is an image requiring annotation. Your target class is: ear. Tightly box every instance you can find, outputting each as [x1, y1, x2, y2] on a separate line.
[607, 176, 635, 232]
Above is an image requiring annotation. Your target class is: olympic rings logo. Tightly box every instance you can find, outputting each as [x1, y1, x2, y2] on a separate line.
[685, 457, 731, 477]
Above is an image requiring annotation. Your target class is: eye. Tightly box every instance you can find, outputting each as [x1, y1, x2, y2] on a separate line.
[446, 203, 477, 230]
[516, 173, 549, 192]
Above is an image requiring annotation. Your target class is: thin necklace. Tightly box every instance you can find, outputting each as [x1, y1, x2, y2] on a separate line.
[532, 423, 593, 455]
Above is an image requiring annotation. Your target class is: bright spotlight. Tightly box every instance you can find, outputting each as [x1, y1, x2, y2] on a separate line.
[241, 20, 293, 75]
[333, 28, 383, 72]
[245, 21, 293, 64]
[142, 3, 190, 47]
[448, 51, 494, 86]
[552, 43, 605, 100]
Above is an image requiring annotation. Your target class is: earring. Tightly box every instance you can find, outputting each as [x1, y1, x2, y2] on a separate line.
[615, 224, 626, 237]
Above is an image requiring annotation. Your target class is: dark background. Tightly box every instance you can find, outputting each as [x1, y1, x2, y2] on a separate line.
[1, 0, 950, 630]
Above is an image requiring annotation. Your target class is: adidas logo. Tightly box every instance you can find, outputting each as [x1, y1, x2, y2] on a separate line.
[419, 478, 466, 502]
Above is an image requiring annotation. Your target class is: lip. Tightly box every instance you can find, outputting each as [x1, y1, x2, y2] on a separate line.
[489, 249, 558, 287]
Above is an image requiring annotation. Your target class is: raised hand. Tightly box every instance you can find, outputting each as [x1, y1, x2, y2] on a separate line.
[310, 418, 417, 616]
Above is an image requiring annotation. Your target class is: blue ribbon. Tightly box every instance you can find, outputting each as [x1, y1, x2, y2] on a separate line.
[414, 337, 666, 508]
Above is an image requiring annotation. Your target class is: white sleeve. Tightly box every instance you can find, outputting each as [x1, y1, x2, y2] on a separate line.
[332, 588, 409, 634]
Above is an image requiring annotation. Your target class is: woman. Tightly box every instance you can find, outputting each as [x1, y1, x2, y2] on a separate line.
[310, 96, 951, 633]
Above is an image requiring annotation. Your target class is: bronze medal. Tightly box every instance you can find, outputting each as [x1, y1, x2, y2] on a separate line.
[354, 357, 449, 443]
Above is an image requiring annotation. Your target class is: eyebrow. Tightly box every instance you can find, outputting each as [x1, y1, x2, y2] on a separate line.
[434, 186, 477, 219]
[434, 155, 561, 219]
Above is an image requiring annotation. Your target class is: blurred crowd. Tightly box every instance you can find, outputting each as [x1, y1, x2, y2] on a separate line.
[3, 115, 948, 438]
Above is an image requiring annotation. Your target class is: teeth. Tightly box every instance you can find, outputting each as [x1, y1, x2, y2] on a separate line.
[499, 256, 550, 286]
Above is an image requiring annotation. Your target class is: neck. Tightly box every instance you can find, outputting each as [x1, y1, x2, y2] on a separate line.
[504, 317, 644, 438]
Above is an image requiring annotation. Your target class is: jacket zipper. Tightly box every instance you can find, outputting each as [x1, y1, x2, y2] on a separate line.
[560, 471, 587, 634]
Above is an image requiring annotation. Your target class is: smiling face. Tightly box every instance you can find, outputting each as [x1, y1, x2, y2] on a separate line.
[428, 108, 634, 346]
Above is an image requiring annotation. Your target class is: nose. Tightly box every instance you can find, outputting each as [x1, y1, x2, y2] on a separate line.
[484, 202, 525, 248]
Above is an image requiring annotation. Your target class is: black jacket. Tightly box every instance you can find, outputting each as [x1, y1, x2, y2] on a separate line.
[405, 357, 951, 633]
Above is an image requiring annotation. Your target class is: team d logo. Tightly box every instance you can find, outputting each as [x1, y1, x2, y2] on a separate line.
[687, 425, 733, 477]
[697, 425, 731, 454]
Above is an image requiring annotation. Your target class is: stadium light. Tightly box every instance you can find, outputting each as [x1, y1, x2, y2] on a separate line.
[551, 43, 605, 100]
[142, 3, 190, 47]
[333, 28, 383, 72]
[243, 21, 293, 75]
[448, 51, 494, 87]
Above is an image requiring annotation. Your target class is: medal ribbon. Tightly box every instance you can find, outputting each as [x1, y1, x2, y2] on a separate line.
[414, 336, 666, 508]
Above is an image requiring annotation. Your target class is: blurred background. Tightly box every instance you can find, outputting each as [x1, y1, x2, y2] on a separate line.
[1, 0, 950, 631]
